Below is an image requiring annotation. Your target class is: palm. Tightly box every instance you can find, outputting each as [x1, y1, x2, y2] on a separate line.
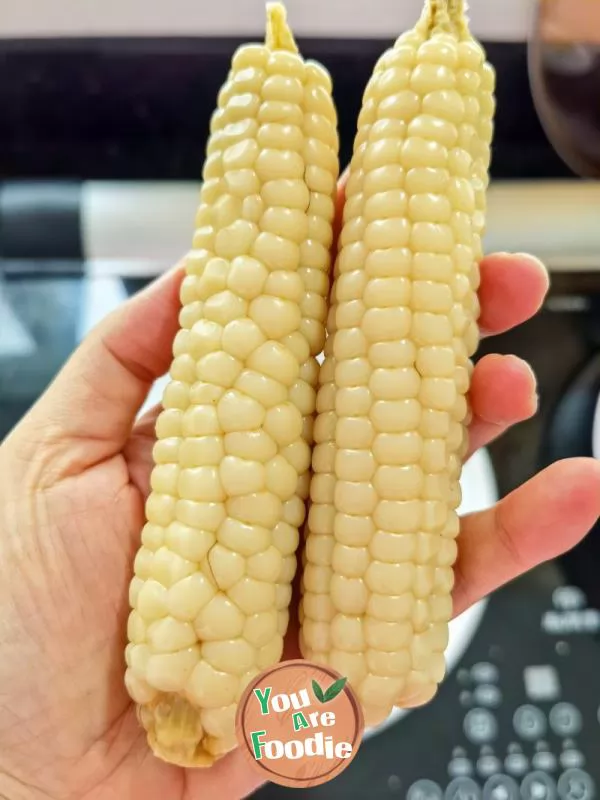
[0, 437, 164, 797]
[0, 424, 265, 800]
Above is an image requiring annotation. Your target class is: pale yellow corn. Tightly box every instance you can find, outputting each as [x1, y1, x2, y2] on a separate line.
[124, 2, 339, 767]
[300, 0, 496, 726]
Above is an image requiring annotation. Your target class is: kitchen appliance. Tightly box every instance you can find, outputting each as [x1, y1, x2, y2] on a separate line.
[1, 3, 600, 798]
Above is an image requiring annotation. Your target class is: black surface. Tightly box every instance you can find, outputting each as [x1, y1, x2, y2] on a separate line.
[0, 38, 575, 181]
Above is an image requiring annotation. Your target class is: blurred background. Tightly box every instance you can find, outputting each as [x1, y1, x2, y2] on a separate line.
[1, 0, 600, 798]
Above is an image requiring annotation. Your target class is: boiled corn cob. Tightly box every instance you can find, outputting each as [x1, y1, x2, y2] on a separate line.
[300, 0, 496, 726]
[125, 2, 339, 767]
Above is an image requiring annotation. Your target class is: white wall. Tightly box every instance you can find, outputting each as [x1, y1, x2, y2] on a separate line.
[1, 0, 535, 41]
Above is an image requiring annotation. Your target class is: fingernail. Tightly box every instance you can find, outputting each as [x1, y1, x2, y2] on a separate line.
[516, 252, 551, 288]
[508, 355, 539, 415]
[501, 354, 539, 417]
[506, 353, 537, 379]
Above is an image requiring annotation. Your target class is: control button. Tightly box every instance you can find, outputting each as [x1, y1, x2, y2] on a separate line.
[581, 609, 600, 633]
[524, 666, 561, 702]
[553, 587, 586, 611]
[549, 703, 582, 737]
[464, 709, 498, 744]
[458, 669, 471, 686]
[408, 779, 444, 800]
[472, 663, 499, 684]
[478, 756, 503, 779]
[388, 774, 402, 792]
[514, 705, 547, 741]
[449, 758, 474, 778]
[445, 777, 482, 800]
[542, 610, 600, 636]
[461, 691, 473, 708]
[557, 769, 595, 800]
[542, 612, 563, 635]
[561, 751, 586, 770]
[504, 753, 529, 778]
[532, 752, 558, 773]
[483, 775, 520, 800]
[521, 771, 557, 800]
[474, 685, 503, 709]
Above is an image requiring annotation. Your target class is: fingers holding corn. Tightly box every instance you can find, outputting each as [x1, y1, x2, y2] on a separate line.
[125, 2, 339, 767]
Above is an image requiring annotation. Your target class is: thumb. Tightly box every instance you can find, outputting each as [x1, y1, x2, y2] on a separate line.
[12, 262, 185, 476]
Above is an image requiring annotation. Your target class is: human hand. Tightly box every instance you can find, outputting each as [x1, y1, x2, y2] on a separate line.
[0, 179, 599, 800]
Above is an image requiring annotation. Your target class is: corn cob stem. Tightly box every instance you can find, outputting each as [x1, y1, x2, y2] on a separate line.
[418, 0, 470, 38]
[424, 0, 453, 33]
[448, 0, 470, 38]
[266, 2, 298, 52]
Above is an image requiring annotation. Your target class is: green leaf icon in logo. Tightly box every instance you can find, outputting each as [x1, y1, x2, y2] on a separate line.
[312, 679, 325, 703]
[312, 676, 348, 703]
[323, 677, 347, 702]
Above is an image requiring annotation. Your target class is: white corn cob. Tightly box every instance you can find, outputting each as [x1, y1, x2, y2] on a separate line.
[125, 3, 339, 767]
[300, 0, 496, 726]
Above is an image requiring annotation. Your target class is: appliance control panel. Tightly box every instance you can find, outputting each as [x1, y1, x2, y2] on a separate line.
[254, 563, 600, 799]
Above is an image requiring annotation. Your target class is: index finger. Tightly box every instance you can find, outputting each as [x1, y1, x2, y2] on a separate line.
[478, 252, 549, 337]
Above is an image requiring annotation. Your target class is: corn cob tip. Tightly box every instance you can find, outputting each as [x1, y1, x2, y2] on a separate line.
[265, 2, 299, 53]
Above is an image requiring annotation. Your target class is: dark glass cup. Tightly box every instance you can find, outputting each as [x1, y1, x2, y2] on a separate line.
[528, 0, 600, 178]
